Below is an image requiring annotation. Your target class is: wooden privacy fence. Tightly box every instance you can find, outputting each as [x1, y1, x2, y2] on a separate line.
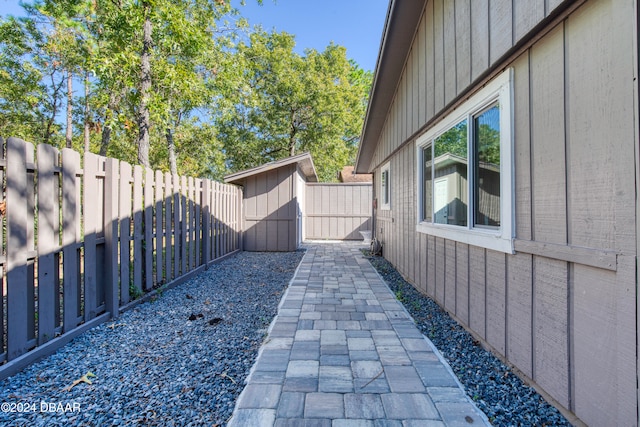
[0, 137, 242, 379]
[305, 183, 372, 240]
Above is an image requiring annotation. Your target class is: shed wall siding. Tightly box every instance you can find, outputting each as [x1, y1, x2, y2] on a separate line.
[370, 0, 637, 425]
[243, 164, 297, 252]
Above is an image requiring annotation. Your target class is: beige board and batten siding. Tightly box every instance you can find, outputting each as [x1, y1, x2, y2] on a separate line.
[225, 152, 318, 252]
[361, 0, 636, 425]
[305, 183, 372, 240]
[236, 164, 298, 252]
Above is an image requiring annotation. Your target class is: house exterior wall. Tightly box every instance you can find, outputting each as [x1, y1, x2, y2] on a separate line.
[242, 164, 298, 252]
[369, 0, 637, 425]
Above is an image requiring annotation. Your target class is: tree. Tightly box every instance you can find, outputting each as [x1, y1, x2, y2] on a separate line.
[0, 12, 70, 146]
[217, 30, 372, 182]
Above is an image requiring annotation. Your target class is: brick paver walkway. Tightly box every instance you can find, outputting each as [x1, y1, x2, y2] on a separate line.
[228, 242, 490, 427]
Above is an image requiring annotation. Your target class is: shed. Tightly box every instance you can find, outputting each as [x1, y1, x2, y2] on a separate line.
[355, 0, 638, 425]
[224, 152, 317, 252]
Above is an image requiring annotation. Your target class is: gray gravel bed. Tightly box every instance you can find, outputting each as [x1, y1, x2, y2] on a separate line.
[0, 250, 304, 427]
[363, 251, 570, 427]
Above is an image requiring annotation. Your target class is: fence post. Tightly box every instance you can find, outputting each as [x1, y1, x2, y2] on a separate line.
[201, 179, 211, 266]
[6, 137, 30, 360]
[103, 157, 119, 318]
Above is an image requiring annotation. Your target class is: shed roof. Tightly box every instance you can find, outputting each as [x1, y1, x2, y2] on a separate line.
[224, 152, 318, 184]
[355, 0, 425, 173]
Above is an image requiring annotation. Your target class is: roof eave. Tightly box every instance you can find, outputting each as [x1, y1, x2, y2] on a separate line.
[224, 152, 318, 184]
[355, 0, 425, 174]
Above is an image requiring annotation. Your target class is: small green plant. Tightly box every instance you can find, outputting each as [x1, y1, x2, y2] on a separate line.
[129, 284, 143, 300]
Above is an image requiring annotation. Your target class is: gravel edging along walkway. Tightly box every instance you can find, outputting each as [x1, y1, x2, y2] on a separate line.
[363, 250, 571, 427]
[0, 250, 304, 427]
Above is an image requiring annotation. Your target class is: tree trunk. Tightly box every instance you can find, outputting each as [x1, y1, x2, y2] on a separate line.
[166, 128, 177, 175]
[100, 91, 121, 156]
[289, 109, 296, 156]
[100, 125, 111, 157]
[83, 71, 90, 152]
[137, 1, 152, 168]
[44, 71, 63, 146]
[65, 69, 73, 148]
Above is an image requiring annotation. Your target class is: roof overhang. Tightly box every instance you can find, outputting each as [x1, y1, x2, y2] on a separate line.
[355, 0, 425, 174]
[224, 152, 318, 184]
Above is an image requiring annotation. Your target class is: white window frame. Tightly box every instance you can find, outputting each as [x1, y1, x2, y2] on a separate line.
[380, 161, 391, 210]
[416, 68, 514, 254]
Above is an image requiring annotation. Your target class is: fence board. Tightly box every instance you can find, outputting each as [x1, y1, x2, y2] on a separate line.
[228, 185, 233, 253]
[0, 138, 4, 358]
[144, 169, 153, 290]
[155, 170, 164, 284]
[119, 162, 132, 304]
[195, 179, 202, 268]
[201, 180, 211, 264]
[215, 181, 222, 258]
[180, 176, 187, 274]
[133, 166, 143, 296]
[62, 148, 81, 333]
[103, 158, 119, 316]
[6, 138, 31, 360]
[36, 143, 59, 344]
[188, 177, 195, 270]
[164, 173, 173, 282]
[26, 143, 35, 342]
[173, 175, 180, 278]
[83, 152, 100, 321]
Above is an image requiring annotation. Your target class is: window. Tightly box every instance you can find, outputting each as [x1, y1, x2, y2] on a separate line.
[380, 162, 391, 210]
[416, 69, 514, 253]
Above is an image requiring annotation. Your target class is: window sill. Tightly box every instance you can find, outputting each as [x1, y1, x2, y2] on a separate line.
[416, 221, 514, 254]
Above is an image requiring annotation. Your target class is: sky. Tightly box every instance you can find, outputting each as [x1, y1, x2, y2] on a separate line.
[1, 0, 389, 72]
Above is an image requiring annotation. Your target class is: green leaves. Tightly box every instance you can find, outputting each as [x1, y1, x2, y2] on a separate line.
[1, 1, 371, 181]
[217, 30, 372, 182]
